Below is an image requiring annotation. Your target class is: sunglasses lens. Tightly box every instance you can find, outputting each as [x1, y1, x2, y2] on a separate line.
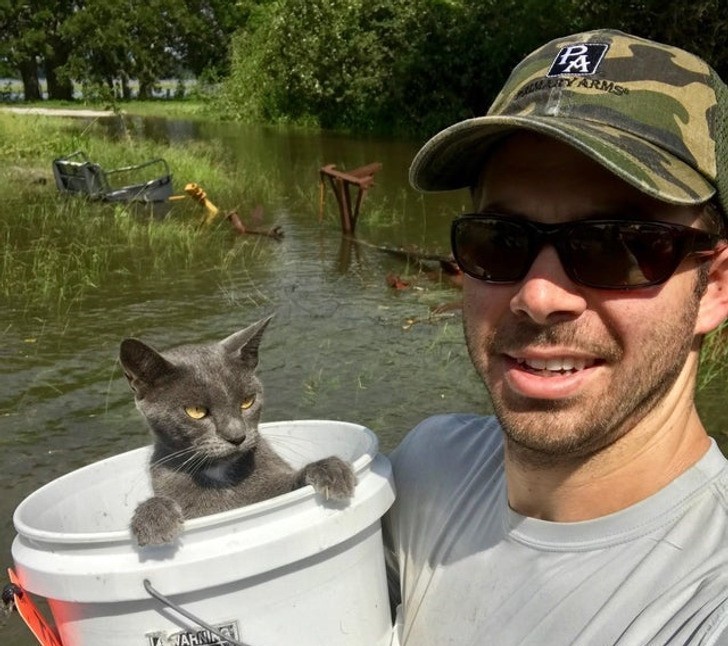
[452, 218, 531, 282]
[452, 216, 705, 289]
[566, 222, 680, 287]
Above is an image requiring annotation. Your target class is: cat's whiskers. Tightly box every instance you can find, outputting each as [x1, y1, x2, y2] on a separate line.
[178, 450, 215, 476]
[151, 446, 199, 469]
[182, 455, 203, 477]
[152, 447, 224, 479]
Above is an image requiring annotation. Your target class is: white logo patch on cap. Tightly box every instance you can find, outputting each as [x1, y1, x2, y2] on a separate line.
[547, 43, 609, 76]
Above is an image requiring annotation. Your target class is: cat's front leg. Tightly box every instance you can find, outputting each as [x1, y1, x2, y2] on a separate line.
[131, 495, 184, 546]
[297, 456, 356, 501]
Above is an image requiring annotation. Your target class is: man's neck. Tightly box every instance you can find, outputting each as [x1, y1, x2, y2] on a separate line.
[504, 399, 711, 522]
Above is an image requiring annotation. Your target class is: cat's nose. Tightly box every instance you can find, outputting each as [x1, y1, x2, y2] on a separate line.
[227, 434, 246, 446]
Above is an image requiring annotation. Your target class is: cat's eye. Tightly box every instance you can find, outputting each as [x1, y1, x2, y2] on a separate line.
[240, 395, 256, 411]
[184, 406, 208, 420]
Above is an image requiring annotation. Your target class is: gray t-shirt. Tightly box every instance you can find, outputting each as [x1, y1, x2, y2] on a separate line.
[384, 414, 728, 645]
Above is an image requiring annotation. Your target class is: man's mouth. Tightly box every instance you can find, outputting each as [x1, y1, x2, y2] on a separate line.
[513, 356, 598, 375]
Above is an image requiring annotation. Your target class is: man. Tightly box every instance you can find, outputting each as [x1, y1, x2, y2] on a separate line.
[385, 29, 728, 645]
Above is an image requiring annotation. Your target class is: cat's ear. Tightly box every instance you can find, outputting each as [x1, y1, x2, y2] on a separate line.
[119, 339, 176, 395]
[221, 315, 273, 371]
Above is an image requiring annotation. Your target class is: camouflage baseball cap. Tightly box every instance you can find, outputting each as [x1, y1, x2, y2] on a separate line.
[410, 29, 728, 219]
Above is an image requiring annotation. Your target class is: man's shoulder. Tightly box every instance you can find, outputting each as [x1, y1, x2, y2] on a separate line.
[386, 414, 507, 561]
[389, 413, 504, 494]
[701, 440, 728, 499]
[391, 413, 502, 462]
[681, 440, 728, 528]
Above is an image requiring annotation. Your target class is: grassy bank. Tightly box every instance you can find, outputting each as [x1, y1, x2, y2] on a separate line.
[0, 112, 278, 314]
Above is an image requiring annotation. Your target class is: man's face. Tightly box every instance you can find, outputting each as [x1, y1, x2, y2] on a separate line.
[462, 132, 709, 462]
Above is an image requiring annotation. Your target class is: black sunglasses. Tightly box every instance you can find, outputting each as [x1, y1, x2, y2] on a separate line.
[451, 214, 723, 290]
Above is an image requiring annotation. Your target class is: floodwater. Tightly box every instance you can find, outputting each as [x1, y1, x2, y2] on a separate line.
[1, 116, 726, 644]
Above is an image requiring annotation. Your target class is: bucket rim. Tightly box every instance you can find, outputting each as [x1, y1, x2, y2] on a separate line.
[13, 419, 378, 545]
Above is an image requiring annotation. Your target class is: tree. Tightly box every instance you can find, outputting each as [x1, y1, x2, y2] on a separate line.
[42, 0, 75, 100]
[219, 0, 422, 129]
[576, 0, 728, 79]
[220, 0, 580, 133]
[1, 0, 246, 101]
[0, 0, 77, 101]
[220, 0, 727, 135]
[61, 1, 175, 99]
[177, 0, 251, 79]
[0, 0, 45, 100]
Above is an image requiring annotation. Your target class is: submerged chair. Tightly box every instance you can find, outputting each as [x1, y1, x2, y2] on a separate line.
[52, 151, 173, 203]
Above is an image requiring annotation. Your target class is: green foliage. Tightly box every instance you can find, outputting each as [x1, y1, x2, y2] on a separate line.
[217, 0, 420, 130]
[699, 322, 728, 391]
[0, 0, 248, 101]
[61, 0, 190, 98]
[575, 0, 728, 79]
[2, 0, 726, 132]
[219, 0, 727, 135]
[218, 0, 588, 133]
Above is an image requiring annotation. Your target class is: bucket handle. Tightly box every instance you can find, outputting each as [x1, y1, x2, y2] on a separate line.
[143, 579, 252, 646]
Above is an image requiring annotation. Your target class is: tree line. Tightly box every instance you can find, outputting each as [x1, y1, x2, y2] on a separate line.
[1, 0, 726, 135]
[0, 0, 247, 101]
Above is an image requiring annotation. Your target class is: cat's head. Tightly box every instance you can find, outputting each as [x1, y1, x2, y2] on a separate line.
[119, 316, 273, 462]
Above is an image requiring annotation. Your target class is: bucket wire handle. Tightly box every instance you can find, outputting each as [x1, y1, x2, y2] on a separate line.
[143, 579, 252, 646]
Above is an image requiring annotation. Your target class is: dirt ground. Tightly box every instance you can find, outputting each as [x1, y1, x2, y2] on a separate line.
[0, 106, 114, 118]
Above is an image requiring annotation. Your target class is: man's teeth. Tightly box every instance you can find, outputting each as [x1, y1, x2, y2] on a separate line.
[516, 357, 593, 371]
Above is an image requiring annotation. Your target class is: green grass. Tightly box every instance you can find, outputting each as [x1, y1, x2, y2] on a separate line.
[0, 194, 261, 314]
[117, 100, 215, 120]
[0, 112, 279, 313]
[699, 322, 728, 390]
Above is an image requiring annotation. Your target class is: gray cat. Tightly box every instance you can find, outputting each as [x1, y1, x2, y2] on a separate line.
[120, 316, 356, 547]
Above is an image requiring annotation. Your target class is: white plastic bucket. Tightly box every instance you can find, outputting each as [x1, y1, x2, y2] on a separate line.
[12, 420, 395, 646]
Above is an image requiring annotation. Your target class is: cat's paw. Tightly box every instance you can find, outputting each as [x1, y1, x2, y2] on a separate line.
[131, 495, 184, 546]
[299, 456, 356, 501]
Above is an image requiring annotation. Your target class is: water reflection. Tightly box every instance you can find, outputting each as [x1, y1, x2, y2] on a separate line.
[106, 113, 203, 144]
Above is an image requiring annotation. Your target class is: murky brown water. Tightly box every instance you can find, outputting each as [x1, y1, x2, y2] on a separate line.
[1, 117, 726, 644]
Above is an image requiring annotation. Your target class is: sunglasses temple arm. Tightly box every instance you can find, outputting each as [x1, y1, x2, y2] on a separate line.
[692, 242, 727, 262]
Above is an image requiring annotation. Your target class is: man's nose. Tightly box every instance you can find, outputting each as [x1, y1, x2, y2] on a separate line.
[509, 246, 588, 325]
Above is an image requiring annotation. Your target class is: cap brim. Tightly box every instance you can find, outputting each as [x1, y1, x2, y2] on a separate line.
[409, 115, 716, 206]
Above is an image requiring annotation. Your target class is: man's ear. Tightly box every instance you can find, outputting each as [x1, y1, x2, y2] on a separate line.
[695, 243, 728, 335]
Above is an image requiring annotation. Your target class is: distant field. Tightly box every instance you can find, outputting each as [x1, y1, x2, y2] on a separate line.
[0, 100, 213, 121]
[0, 78, 22, 99]
[0, 75, 215, 120]
[0, 78, 203, 102]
